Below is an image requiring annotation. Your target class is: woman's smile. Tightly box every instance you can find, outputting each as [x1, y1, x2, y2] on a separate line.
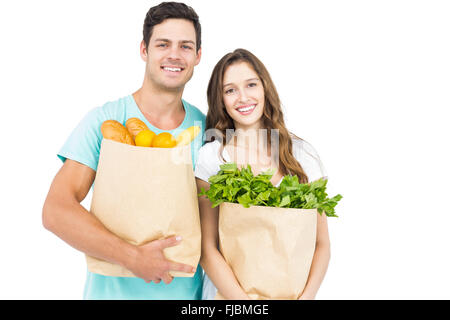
[236, 104, 257, 115]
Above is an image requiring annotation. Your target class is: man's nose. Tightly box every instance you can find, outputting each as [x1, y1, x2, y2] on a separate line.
[167, 46, 182, 61]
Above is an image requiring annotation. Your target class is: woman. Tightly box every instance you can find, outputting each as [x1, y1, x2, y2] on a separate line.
[195, 49, 331, 300]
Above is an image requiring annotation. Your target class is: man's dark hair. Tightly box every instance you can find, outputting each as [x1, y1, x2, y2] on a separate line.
[143, 2, 201, 52]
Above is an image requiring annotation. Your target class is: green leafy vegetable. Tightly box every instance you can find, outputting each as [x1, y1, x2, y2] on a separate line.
[199, 163, 342, 217]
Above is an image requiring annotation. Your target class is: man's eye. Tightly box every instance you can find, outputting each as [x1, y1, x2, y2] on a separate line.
[157, 43, 167, 47]
[182, 45, 193, 50]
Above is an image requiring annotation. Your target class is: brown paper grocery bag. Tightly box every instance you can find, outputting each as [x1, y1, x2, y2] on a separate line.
[216, 202, 317, 300]
[85, 138, 201, 278]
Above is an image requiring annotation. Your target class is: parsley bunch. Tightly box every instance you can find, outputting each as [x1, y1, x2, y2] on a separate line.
[199, 163, 342, 217]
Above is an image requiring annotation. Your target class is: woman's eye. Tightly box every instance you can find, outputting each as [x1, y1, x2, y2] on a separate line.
[225, 88, 235, 95]
[248, 82, 257, 88]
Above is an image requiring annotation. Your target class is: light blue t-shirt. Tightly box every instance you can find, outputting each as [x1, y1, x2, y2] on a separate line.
[57, 95, 206, 300]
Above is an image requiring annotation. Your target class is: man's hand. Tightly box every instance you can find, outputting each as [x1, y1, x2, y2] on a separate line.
[127, 235, 196, 284]
[43, 160, 196, 285]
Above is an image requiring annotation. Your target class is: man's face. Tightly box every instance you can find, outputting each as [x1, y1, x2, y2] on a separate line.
[141, 18, 201, 91]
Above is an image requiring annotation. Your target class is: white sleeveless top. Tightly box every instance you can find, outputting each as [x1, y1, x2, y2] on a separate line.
[194, 137, 328, 300]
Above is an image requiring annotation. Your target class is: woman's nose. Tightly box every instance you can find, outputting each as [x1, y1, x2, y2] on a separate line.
[237, 89, 250, 103]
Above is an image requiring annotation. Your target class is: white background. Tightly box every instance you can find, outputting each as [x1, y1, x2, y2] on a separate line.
[1, 0, 449, 299]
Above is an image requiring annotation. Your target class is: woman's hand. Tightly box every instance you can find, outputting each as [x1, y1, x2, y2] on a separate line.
[298, 292, 316, 300]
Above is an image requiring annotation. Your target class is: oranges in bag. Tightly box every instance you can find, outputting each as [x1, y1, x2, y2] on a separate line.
[135, 129, 156, 147]
[152, 132, 177, 148]
[104, 117, 200, 148]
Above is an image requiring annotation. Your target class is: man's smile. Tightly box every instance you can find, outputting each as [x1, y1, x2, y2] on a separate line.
[161, 65, 185, 73]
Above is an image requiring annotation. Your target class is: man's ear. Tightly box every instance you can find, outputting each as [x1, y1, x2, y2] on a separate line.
[140, 40, 148, 62]
[195, 47, 202, 66]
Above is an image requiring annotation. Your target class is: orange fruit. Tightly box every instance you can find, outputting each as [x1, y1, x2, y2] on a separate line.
[135, 129, 156, 147]
[152, 132, 177, 148]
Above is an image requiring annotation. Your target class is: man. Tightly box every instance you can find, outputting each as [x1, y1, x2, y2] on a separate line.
[42, 2, 205, 300]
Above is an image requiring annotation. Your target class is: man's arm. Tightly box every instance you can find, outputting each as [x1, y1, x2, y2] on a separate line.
[42, 159, 194, 284]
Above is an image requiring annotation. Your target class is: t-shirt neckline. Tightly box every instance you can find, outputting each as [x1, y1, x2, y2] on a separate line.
[128, 94, 189, 133]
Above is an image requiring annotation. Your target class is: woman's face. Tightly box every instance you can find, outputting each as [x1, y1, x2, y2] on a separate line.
[222, 61, 265, 131]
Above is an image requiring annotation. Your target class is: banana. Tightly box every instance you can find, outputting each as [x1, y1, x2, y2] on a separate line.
[176, 126, 201, 146]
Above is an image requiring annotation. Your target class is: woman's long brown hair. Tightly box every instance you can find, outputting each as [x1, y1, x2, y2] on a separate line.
[206, 48, 309, 183]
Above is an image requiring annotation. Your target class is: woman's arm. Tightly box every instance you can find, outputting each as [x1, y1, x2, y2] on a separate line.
[196, 178, 250, 300]
[298, 210, 331, 300]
